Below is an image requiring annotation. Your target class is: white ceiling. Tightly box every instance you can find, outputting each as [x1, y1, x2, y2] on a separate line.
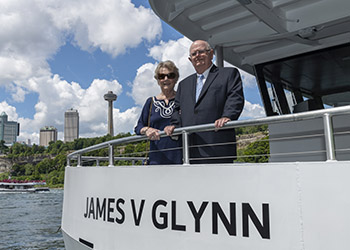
[149, 0, 350, 75]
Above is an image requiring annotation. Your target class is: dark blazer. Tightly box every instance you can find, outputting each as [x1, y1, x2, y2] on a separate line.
[171, 65, 244, 163]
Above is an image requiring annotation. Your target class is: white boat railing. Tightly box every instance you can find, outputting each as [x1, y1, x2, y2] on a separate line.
[67, 105, 350, 166]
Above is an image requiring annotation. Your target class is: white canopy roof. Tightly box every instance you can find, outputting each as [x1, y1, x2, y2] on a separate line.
[149, 0, 350, 75]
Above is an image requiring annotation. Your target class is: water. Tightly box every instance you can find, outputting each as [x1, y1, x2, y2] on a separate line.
[0, 189, 65, 250]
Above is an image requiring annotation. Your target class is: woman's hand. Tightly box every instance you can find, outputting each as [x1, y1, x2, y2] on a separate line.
[143, 127, 160, 140]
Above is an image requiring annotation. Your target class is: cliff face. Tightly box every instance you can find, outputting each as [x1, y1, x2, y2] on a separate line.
[0, 157, 12, 173]
[237, 132, 268, 149]
[0, 155, 54, 173]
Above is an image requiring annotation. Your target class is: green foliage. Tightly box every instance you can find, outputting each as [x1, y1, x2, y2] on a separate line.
[0, 172, 9, 180]
[237, 136, 270, 163]
[11, 163, 25, 176]
[36, 158, 53, 174]
[0, 140, 9, 153]
[236, 125, 268, 136]
[3, 129, 271, 187]
[3, 133, 135, 187]
[24, 163, 35, 176]
[8, 142, 45, 158]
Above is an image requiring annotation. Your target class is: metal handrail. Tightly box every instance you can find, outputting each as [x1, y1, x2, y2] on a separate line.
[67, 105, 350, 166]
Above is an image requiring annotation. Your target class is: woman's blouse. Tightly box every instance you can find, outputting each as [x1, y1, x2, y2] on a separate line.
[134, 96, 182, 165]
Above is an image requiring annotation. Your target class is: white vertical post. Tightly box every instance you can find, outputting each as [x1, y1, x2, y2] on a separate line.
[323, 113, 336, 161]
[109, 144, 114, 166]
[182, 131, 190, 165]
[77, 155, 82, 167]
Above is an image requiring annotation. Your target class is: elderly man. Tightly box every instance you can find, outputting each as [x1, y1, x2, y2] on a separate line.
[164, 40, 244, 164]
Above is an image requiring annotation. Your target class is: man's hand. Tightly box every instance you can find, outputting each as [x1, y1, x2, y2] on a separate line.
[164, 125, 175, 136]
[214, 117, 231, 129]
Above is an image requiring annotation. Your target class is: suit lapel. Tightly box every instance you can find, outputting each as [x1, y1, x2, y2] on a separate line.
[189, 74, 197, 105]
[196, 65, 218, 105]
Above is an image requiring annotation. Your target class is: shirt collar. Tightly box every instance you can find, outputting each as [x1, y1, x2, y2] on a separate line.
[197, 64, 213, 80]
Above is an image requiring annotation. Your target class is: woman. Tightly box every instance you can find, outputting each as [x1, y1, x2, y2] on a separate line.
[134, 60, 182, 165]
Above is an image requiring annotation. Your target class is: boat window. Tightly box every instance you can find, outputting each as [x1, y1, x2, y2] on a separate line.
[256, 43, 350, 114]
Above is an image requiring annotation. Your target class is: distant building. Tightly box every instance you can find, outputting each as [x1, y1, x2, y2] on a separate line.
[40, 126, 57, 147]
[64, 108, 79, 142]
[0, 112, 20, 145]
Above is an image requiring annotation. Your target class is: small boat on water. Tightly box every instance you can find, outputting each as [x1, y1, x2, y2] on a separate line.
[0, 179, 49, 193]
[61, 0, 350, 249]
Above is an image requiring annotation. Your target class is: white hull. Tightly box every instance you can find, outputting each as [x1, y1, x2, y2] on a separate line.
[62, 161, 350, 250]
[62, 229, 92, 250]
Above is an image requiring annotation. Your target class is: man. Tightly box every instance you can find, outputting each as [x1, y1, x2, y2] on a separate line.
[164, 40, 244, 164]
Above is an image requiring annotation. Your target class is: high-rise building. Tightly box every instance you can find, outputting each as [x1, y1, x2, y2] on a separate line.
[64, 108, 79, 142]
[0, 112, 20, 145]
[40, 126, 57, 147]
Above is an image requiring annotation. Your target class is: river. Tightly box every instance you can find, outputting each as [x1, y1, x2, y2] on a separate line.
[0, 189, 65, 250]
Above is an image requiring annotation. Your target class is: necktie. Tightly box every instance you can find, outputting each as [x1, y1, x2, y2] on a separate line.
[196, 74, 204, 102]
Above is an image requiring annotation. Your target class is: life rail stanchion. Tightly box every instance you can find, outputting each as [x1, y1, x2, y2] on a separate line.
[77, 154, 82, 167]
[182, 130, 190, 165]
[108, 144, 114, 166]
[323, 113, 336, 161]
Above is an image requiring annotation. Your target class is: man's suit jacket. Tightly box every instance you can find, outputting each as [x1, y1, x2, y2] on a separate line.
[171, 65, 244, 163]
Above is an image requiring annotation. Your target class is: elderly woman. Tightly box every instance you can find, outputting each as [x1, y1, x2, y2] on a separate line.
[134, 60, 182, 165]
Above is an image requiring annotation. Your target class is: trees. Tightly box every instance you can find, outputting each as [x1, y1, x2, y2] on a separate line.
[11, 163, 26, 176]
[238, 136, 270, 163]
[236, 125, 268, 136]
[0, 140, 8, 153]
[2, 130, 271, 187]
[2, 133, 136, 187]
[24, 163, 35, 176]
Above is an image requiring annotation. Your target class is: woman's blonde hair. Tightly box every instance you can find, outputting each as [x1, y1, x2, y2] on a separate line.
[154, 60, 179, 82]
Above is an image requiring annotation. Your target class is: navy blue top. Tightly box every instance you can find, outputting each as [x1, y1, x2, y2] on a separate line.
[134, 97, 182, 165]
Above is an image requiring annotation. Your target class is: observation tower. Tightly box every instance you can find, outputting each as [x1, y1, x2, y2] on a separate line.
[104, 91, 117, 136]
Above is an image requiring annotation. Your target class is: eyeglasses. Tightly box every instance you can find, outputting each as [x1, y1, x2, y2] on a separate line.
[190, 49, 210, 57]
[158, 72, 176, 80]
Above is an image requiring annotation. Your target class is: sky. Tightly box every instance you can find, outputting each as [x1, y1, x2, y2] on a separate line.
[0, 0, 265, 145]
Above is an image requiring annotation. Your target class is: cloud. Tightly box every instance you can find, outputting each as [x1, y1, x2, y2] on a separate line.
[148, 37, 194, 78]
[3, 84, 28, 103]
[1, 0, 266, 146]
[46, 0, 162, 56]
[223, 61, 257, 89]
[130, 63, 159, 106]
[0, 0, 163, 144]
[113, 106, 140, 134]
[131, 37, 193, 106]
[0, 1, 62, 87]
[0, 57, 35, 84]
[14, 73, 142, 144]
[0, 0, 162, 90]
[0, 101, 18, 120]
[17, 75, 128, 142]
[240, 100, 266, 119]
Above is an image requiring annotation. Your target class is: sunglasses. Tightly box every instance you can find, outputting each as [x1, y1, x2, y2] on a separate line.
[158, 72, 176, 80]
